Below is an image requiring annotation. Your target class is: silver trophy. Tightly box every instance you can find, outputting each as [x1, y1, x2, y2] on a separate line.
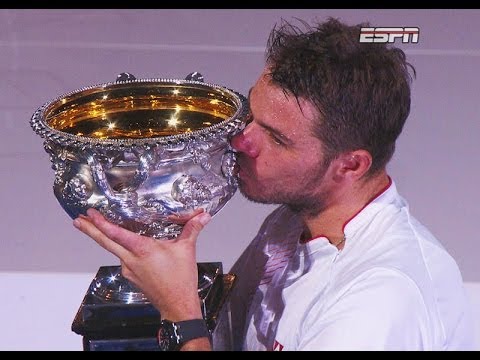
[30, 72, 248, 349]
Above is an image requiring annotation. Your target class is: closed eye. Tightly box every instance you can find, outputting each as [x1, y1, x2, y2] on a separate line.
[268, 131, 286, 146]
[244, 112, 254, 126]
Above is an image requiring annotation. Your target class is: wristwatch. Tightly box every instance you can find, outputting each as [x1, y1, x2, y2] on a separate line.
[157, 318, 210, 351]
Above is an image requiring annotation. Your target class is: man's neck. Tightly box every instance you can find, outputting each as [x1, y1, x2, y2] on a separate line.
[301, 172, 390, 246]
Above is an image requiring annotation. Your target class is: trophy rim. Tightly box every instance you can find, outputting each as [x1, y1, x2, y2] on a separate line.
[30, 77, 248, 151]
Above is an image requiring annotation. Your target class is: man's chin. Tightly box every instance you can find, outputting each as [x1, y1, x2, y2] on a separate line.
[237, 183, 260, 203]
[238, 184, 276, 205]
[237, 182, 252, 200]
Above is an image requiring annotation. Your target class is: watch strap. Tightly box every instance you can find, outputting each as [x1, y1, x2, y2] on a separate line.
[158, 318, 210, 351]
[175, 319, 210, 344]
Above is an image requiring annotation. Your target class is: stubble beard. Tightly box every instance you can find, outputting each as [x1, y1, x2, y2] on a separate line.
[237, 161, 330, 218]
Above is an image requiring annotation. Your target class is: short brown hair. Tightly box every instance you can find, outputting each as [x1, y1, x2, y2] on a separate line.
[265, 17, 416, 176]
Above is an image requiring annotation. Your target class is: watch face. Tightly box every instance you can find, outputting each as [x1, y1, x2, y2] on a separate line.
[158, 323, 175, 351]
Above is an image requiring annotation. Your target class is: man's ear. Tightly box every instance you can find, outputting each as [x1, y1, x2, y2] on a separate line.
[336, 150, 372, 180]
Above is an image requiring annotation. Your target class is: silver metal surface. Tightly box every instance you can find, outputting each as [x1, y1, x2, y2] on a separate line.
[31, 73, 248, 239]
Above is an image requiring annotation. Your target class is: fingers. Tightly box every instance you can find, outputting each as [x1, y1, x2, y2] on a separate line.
[74, 207, 211, 257]
[73, 214, 129, 259]
[179, 212, 211, 243]
[167, 208, 205, 224]
[84, 208, 149, 254]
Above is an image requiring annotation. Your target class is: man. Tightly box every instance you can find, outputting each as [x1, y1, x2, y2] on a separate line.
[73, 17, 474, 350]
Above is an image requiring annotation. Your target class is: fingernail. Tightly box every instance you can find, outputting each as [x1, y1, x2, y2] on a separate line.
[199, 213, 211, 226]
[73, 218, 81, 229]
[86, 208, 98, 218]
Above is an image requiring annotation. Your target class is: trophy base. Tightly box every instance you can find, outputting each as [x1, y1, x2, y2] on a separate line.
[72, 264, 236, 351]
[82, 336, 161, 351]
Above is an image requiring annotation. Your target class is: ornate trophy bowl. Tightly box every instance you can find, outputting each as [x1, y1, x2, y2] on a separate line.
[30, 73, 247, 346]
[31, 72, 246, 239]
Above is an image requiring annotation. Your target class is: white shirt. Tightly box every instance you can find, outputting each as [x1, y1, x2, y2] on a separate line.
[212, 180, 474, 350]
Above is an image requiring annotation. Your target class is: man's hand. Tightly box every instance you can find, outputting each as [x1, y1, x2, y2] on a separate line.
[72, 208, 211, 322]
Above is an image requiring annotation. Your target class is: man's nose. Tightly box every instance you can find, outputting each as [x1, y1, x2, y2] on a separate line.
[231, 125, 259, 158]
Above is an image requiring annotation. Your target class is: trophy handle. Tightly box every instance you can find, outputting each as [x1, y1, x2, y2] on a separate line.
[115, 72, 137, 82]
[115, 72, 204, 82]
[185, 72, 204, 82]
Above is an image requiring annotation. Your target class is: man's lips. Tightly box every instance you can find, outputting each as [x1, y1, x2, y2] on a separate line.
[234, 153, 257, 181]
[234, 158, 249, 179]
[233, 162, 240, 177]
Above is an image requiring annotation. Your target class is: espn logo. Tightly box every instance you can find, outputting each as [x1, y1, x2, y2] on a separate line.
[359, 27, 419, 43]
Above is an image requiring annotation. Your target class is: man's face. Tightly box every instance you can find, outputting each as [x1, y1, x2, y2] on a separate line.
[231, 70, 333, 215]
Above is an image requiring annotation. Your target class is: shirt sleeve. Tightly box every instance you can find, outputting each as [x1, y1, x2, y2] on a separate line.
[298, 268, 433, 350]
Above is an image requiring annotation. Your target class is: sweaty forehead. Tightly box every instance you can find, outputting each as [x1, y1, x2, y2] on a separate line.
[250, 71, 318, 124]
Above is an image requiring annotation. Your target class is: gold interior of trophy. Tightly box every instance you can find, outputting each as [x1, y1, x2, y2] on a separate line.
[44, 82, 239, 139]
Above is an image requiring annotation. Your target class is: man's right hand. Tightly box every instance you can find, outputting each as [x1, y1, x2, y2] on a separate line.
[72, 208, 212, 323]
